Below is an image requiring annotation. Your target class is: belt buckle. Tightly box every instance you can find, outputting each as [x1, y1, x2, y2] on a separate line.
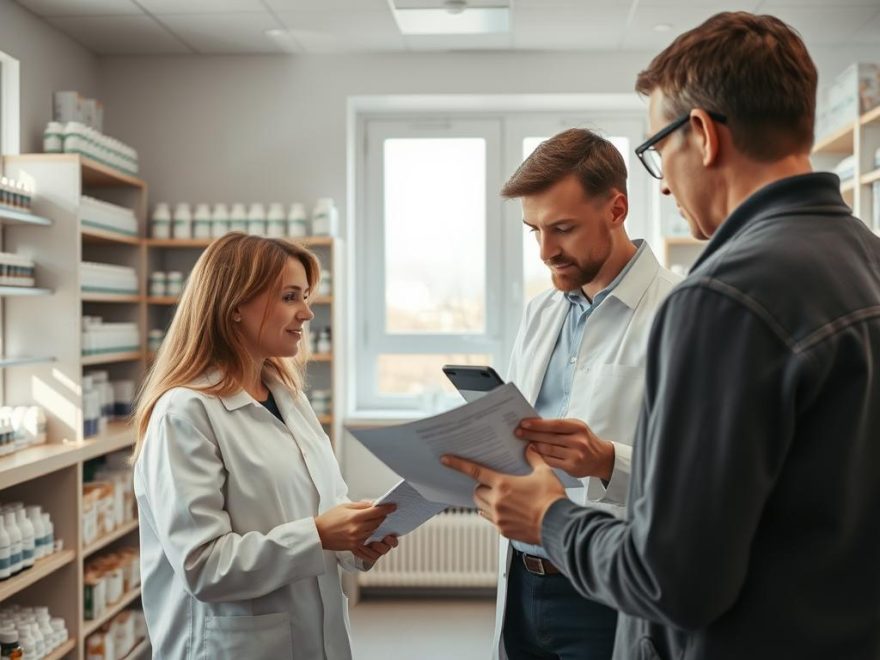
[522, 553, 546, 576]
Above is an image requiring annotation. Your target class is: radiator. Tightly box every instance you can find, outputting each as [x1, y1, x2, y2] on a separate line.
[359, 509, 499, 588]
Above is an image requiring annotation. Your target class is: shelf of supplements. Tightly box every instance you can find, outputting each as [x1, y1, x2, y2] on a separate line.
[81, 226, 142, 247]
[144, 236, 333, 249]
[121, 637, 149, 660]
[0, 356, 55, 368]
[82, 519, 138, 559]
[79, 422, 135, 463]
[860, 105, 880, 128]
[44, 637, 77, 660]
[0, 286, 53, 297]
[0, 206, 52, 228]
[81, 586, 141, 639]
[813, 122, 855, 156]
[0, 550, 76, 602]
[80, 352, 144, 367]
[80, 294, 143, 304]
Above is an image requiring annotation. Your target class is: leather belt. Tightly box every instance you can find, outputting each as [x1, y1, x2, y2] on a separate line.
[516, 549, 561, 576]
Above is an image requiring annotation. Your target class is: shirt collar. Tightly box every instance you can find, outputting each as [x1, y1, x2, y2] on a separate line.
[562, 239, 659, 311]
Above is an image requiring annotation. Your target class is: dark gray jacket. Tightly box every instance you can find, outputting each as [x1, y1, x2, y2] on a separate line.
[542, 173, 880, 660]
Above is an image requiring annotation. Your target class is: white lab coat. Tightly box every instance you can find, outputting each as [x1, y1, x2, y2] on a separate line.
[134, 373, 364, 660]
[492, 244, 681, 659]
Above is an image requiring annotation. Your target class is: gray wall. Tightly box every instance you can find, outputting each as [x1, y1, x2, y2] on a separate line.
[0, 0, 97, 154]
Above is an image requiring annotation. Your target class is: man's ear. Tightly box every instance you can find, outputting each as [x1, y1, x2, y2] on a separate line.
[689, 109, 721, 168]
[607, 191, 628, 227]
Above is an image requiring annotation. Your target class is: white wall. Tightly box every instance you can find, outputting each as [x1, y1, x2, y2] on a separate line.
[0, 0, 97, 154]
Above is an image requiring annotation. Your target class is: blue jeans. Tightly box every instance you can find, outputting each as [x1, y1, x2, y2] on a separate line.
[502, 552, 618, 660]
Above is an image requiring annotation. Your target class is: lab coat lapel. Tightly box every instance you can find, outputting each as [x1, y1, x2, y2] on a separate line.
[265, 379, 333, 510]
[522, 294, 569, 404]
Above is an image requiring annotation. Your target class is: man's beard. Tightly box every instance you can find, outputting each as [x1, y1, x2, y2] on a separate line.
[547, 257, 605, 292]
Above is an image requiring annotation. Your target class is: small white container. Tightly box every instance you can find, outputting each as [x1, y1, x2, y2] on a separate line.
[166, 271, 184, 297]
[311, 198, 338, 236]
[229, 203, 248, 234]
[267, 203, 286, 238]
[172, 203, 192, 239]
[151, 202, 172, 239]
[148, 271, 167, 297]
[148, 329, 164, 352]
[211, 203, 230, 238]
[247, 203, 266, 236]
[43, 122, 64, 153]
[318, 268, 332, 296]
[287, 202, 308, 237]
[193, 203, 212, 239]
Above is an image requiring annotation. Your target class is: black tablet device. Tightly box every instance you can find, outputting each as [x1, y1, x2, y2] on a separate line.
[442, 364, 505, 402]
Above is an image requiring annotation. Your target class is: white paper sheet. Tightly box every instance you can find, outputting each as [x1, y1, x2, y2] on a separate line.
[350, 383, 580, 508]
[366, 479, 448, 544]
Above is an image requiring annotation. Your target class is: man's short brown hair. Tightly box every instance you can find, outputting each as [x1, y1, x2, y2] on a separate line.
[501, 128, 627, 200]
[635, 11, 817, 161]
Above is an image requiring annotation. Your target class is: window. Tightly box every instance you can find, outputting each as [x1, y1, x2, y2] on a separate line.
[356, 112, 649, 413]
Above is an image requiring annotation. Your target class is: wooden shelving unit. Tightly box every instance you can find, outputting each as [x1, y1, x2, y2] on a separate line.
[0, 550, 76, 602]
[82, 586, 141, 638]
[0, 206, 53, 228]
[46, 638, 77, 660]
[83, 520, 139, 558]
[812, 103, 880, 228]
[0, 286, 53, 297]
[1, 154, 147, 660]
[120, 638, 149, 659]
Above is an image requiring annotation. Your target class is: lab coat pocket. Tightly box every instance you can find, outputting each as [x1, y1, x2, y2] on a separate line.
[583, 363, 644, 442]
[205, 612, 292, 660]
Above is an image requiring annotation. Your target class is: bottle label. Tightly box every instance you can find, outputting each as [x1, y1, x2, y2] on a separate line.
[0, 555, 9, 570]
[10, 551, 21, 566]
[22, 548, 34, 560]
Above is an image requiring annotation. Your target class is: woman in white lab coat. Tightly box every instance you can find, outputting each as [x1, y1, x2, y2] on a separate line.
[132, 233, 397, 660]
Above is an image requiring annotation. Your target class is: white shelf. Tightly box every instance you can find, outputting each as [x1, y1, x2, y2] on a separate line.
[83, 519, 139, 558]
[81, 351, 143, 366]
[81, 293, 143, 303]
[0, 550, 76, 602]
[82, 586, 141, 638]
[44, 638, 76, 660]
[79, 422, 136, 462]
[0, 206, 52, 228]
[81, 226, 141, 246]
[0, 286, 53, 296]
[0, 355, 55, 368]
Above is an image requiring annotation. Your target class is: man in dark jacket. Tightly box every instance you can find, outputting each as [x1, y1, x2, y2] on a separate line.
[443, 11, 880, 660]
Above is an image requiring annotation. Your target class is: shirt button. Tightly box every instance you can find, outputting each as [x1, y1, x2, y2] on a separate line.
[569, 357, 577, 364]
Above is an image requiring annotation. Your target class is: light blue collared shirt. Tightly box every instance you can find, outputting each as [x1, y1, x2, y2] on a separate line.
[512, 240, 646, 559]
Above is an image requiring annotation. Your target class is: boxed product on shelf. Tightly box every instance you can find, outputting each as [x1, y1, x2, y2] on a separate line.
[0, 604, 69, 658]
[83, 454, 135, 543]
[81, 318, 140, 357]
[85, 549, 141, 620]
[0, 252, 36, 287]
[43, 121, 138, 176]
[83, 372, 134, 436]
[80, 195, 138, 237]
[53, 90, 103, 131]
[80, 262, 138, 295]
[816, 62, 880, 139]
[86, 608, 146, 660]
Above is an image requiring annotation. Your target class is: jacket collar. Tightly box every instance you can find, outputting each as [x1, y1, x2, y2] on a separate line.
[693, 172, 849, 271]
[197, 368, 265, 411]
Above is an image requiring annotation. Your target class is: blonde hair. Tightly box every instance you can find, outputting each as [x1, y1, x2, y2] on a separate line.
[132, 233, 321, 460]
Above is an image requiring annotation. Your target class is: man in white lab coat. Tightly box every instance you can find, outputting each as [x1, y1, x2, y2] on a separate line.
[492, 128, 680, 659]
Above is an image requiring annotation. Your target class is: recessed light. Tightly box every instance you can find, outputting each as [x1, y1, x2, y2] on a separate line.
[653, 23, 672, 32]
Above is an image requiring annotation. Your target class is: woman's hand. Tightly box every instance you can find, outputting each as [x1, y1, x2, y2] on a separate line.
[353, 535, 399, 565]
[314, 501, 396, 552]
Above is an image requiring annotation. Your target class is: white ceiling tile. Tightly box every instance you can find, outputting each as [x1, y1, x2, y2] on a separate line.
[850, 9, 880, 43]
[46, 15, 191, 54]
[638, 0, 759, 6]
[756, 6, 880, 46]
[758, 0, 880, 7]
[394, 0, 509, 7]
[274, 10, 406, 51]
[403, 33, 514, 50]
[264, 0, 390, 10]
[157, 12, 284, 54]
[137, 0, 268, 13]
[513, 6, 629, 50]
[513, 0, 631, 7]
[14, 0, 141, 16]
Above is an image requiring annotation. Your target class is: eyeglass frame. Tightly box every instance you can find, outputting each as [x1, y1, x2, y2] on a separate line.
[635, 110, 728, 179]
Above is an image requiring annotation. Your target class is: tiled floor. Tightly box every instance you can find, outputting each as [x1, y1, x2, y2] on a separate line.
[349, 597, 496, 660]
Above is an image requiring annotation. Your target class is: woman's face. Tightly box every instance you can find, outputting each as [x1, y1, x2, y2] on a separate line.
[236, 258, 315, 361]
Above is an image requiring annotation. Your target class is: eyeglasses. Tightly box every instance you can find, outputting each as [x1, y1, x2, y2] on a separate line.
[635, 110, 728, 179]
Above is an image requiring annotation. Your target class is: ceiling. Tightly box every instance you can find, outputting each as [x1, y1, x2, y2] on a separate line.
[13, 0, 880, 56]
